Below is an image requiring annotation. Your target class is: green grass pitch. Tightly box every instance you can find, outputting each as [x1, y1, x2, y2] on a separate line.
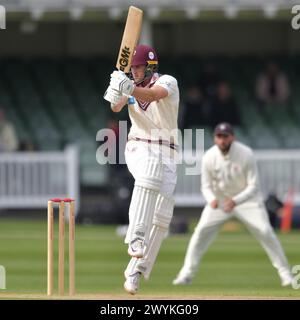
[0, 218, 299, 299]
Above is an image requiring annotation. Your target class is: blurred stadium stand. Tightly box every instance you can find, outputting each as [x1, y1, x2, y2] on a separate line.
[1, 56, 300, 153]
[0, 0, 297, 11]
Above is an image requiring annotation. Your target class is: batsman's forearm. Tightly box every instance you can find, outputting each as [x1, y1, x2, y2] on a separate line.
[111, 96, 128, 113]
[132, 86, 159, 102]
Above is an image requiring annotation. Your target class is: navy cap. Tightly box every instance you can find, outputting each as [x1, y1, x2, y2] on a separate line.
[214, 122, 234, 135]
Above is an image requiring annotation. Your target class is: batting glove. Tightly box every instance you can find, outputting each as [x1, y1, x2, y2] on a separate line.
[109, 70, 134, 96]
[103, 85, 123, 106]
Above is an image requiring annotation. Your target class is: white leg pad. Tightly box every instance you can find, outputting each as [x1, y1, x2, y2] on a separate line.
[133, 194, 174, 279]
[124, 257, 138, 279]
[125, 158, 163, 245]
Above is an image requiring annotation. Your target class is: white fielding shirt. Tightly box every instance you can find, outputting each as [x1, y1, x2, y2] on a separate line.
[128, 73, 179, 147]
[201, 141, 263, 205]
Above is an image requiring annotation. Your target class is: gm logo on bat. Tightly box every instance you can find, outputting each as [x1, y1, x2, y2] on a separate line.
[0, 5, 5, 29]
[119, 46, 131, 71]
[292, 5, 300, 30]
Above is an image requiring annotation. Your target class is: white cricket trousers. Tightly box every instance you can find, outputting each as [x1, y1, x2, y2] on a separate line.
[178, 201, 291, 278]
[125, 140, 177, 198]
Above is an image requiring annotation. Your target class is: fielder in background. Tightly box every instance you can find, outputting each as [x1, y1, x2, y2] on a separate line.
[104, 44, 179, 294]
[173, 122, 293, 287]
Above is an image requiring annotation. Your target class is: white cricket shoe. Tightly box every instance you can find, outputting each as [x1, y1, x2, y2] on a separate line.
[124, 272, 141, 295]
[128, 238, 144, 258]
[279, 270, 293, 287]
[172, 274, 192, 285]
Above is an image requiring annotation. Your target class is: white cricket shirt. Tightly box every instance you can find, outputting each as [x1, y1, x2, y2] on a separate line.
[128, 73, 179, 147]
[201, 141, 263, 205]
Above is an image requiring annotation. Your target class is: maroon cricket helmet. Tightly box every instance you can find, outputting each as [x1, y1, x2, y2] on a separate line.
[131, 44, 158, 67]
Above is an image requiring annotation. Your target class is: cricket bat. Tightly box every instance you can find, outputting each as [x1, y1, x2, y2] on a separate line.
[116, 6, 143, 73]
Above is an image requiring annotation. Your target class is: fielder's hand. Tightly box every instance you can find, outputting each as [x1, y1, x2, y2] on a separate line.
[210, 199, 218, 209]
[103, 85, 123, 106]
[223, 198, 235, 213]
[109, 70, 134, 95]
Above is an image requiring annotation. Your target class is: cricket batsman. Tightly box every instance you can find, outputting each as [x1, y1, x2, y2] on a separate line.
[104, 44, 179, 294]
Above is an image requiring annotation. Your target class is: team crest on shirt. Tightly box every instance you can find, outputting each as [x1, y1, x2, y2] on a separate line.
[233, 164, 240, 171]
[231, 164, 241, 175]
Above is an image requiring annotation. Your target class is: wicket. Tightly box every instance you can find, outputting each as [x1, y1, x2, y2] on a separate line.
[47, 198, 75, 296]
